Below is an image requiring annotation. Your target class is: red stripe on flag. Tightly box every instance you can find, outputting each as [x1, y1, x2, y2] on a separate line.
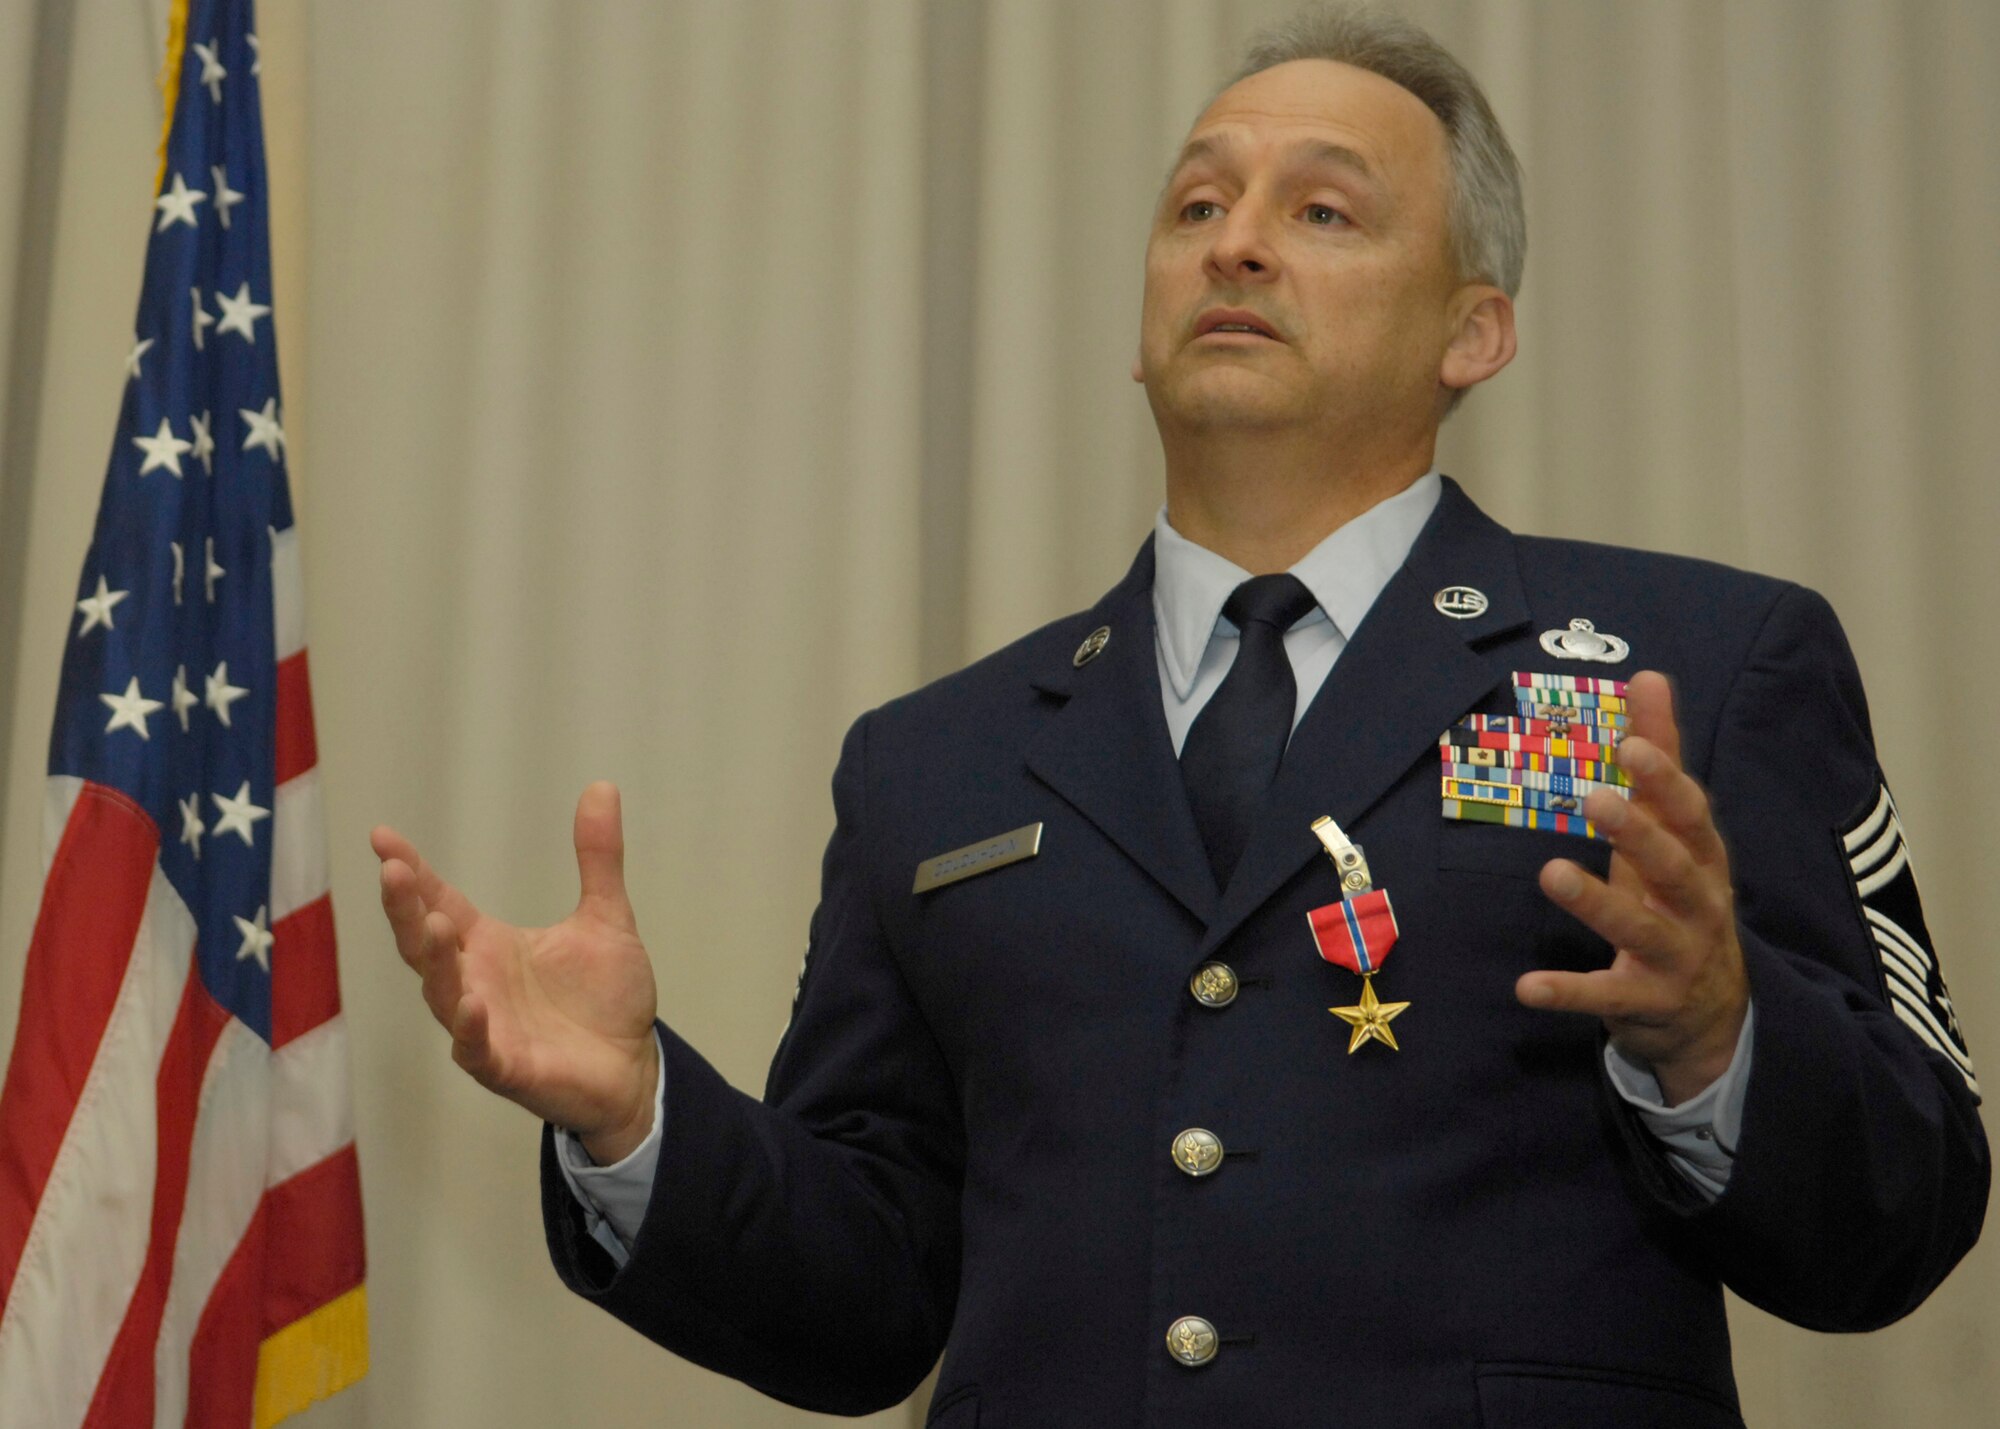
[262, 1144, 366, 1332]
[274, 649, 318, 786]
[181, 1200, 266, 1429]
[0, 783, 159, 1311]
[270, 894, 341, 1048]
[80, 970, 232, 1429]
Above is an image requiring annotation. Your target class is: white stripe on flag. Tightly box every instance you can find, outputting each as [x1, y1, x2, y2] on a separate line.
[269, 1016, 357, 1188]
[272, 523, 305, 662]
[0, 863, 197, 1428]
[270, 767, 330, 924]
[40, 774, 84, 878]
[151, 1017, 272, 1429]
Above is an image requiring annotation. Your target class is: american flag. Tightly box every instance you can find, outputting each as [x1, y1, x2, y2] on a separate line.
[0, 2, 367, 1423]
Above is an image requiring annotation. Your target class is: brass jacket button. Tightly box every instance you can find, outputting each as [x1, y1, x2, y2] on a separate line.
[1171, 1128, 1224, 1177]
[1189, 962, 1238, 1008]
[1165, 1316, 1219, 1367]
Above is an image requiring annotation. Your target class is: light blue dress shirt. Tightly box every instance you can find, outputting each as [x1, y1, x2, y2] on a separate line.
[560, 471, 1750, 1261]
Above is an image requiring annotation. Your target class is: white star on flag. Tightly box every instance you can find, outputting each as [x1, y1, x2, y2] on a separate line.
[126, 336, 154, 381]
[191, 287, 216, 350]
[233, 905, 274, 973]
[240, 398, 285, 460]
[211, 165, 245, 229]
[211, 780, 270, 846]
[204, 661, 249, 727]
[75, 576, 130, 636]
[171, 541, 186, 604]
[133, 417, 195, 478]
[171, 664, 199, 731]
[190, 410, 215, 474]
[154, 171, 206, 231]
[100, 677, 164, 739]
[214, 282, 270, 342]
[248, 32, 261, 74]
[178, 791, 206, 857]
[193, 40, 228, 104]
[205, 536, 227, 603]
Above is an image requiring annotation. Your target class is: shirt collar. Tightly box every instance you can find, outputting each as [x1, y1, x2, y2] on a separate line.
[1151, 470, 1443, 701]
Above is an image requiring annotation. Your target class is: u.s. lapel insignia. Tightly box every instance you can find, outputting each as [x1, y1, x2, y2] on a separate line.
[1433, 586, 1488, 620]
[1305, 815, 1408, 1053]
[1072, 625, 1110, 667]
[1539, 618, 1629, 663]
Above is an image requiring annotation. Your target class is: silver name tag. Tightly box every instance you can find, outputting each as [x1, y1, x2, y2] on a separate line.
[912, 822, 1043, 894]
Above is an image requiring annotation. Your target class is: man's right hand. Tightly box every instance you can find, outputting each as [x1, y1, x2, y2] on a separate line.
[372, 780, 662, 1164]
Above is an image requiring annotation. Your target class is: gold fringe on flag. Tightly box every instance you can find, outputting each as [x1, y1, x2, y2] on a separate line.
[252, 1284, 371, 1429]
[153, 0, 190, 193]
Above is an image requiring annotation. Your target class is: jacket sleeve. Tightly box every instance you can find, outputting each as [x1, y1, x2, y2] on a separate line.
[1602, 584, 1988, 1330]
[540, 711, 964, 1414]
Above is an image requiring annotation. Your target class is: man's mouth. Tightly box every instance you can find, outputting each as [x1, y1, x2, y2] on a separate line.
[1193, 308, 1282, 341]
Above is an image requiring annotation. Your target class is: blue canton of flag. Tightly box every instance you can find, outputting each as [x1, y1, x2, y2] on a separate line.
[52, 2, 289, 1041]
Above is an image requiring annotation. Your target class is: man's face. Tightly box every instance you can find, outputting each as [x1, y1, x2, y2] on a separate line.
[1136, 59, 1465, 437]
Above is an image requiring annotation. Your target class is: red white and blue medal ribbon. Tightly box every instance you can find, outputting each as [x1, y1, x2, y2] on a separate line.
[1307, 815, 1410, 1052]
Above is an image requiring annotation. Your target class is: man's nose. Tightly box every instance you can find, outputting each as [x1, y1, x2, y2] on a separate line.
[1205, 202, 1280, 282]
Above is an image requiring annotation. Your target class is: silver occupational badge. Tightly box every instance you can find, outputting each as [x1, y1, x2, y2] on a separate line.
[1433, 586, 1488, 620]
[1539, 618, 1630, 663]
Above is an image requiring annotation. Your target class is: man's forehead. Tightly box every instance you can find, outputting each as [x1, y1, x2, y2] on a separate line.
[1179, 59, 1445, 177]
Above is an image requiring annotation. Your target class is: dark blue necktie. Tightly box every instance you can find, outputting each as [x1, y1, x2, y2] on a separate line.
[1179, 574, 1319, 888]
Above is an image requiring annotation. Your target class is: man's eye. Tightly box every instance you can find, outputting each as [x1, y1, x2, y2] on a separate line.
[1181, 200, 1222, 222]
[1304, 204, 1346, 226]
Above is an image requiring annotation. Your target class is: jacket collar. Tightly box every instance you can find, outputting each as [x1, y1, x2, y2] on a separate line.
[1025, 476, 1529, 942]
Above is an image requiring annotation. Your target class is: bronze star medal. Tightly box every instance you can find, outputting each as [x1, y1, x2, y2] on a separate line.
[1305, 815, 1409, 1054]
[1329, 976, 1412, 1053]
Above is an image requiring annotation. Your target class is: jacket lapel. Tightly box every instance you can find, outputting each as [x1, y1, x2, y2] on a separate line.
[1025, 542, 1219, 925]
[1196, 478, 1531, 958]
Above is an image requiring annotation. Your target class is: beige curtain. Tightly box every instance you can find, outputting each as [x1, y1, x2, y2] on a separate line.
[1, 2, 1993, 1425]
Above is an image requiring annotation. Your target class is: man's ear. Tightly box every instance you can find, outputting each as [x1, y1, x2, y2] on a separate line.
[1439, 287, 1516, 393]
[1131, 351, 1145, 384]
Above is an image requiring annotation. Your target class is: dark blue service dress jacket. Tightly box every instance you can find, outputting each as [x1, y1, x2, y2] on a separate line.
[541, 478, 1987, 1427]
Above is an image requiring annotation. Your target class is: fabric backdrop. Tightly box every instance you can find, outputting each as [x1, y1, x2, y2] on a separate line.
[0, 2, 1993, 1424]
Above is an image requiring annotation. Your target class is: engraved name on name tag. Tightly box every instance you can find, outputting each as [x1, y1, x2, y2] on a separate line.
[912, 822, 1044, 894]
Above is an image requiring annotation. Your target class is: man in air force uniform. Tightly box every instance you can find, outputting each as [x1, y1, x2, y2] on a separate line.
[374, 8, 1987, 1426]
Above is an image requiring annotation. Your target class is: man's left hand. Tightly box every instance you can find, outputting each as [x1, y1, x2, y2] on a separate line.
[1517, 670, 1750, 1105]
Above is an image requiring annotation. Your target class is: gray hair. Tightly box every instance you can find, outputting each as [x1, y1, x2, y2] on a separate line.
[1228, 4, 1526, 299]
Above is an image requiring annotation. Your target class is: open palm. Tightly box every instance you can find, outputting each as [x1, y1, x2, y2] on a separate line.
[373, 782, 660, 1157]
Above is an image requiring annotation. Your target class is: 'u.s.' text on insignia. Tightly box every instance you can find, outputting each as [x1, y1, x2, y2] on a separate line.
[913, 822, 1044, 894]
[1073, 626, 1110, 667]
[1842, 783, 1976, 1097]
[1539, 618, 1630, 663]
[1433, 586, 1489, 620]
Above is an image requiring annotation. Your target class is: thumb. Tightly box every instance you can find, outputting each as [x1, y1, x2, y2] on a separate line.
[573, 781, 636, 931]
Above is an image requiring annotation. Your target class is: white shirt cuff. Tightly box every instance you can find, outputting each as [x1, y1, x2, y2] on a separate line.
[1603, 1001, 1755, 1202]
[554, 1028, 667, 1267]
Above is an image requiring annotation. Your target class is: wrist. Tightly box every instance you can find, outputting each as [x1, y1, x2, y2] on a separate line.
[1648, 1011, 1745, 1106]
[578, 1034, 659, 1166]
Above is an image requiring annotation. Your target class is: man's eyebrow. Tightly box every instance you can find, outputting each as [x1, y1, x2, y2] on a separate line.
[1164, 135, 1380, 189]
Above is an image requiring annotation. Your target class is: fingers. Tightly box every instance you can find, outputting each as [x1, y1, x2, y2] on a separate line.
[1623, 670, 1680, 765]
[1516, 966, 1675, 1023]
[369, 824, 483, 929]
[573, 781, 637, 931]
[1540, 857, 1673, 957]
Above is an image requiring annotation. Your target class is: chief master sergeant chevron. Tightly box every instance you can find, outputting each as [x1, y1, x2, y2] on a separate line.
[371, 6, 1988, 1425]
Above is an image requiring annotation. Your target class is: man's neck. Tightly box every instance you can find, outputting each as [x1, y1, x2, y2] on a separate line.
[1161, 427, 1437, 574]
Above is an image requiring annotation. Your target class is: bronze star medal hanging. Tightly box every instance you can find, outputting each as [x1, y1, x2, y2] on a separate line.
[1306, 815, 1409, 1052]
